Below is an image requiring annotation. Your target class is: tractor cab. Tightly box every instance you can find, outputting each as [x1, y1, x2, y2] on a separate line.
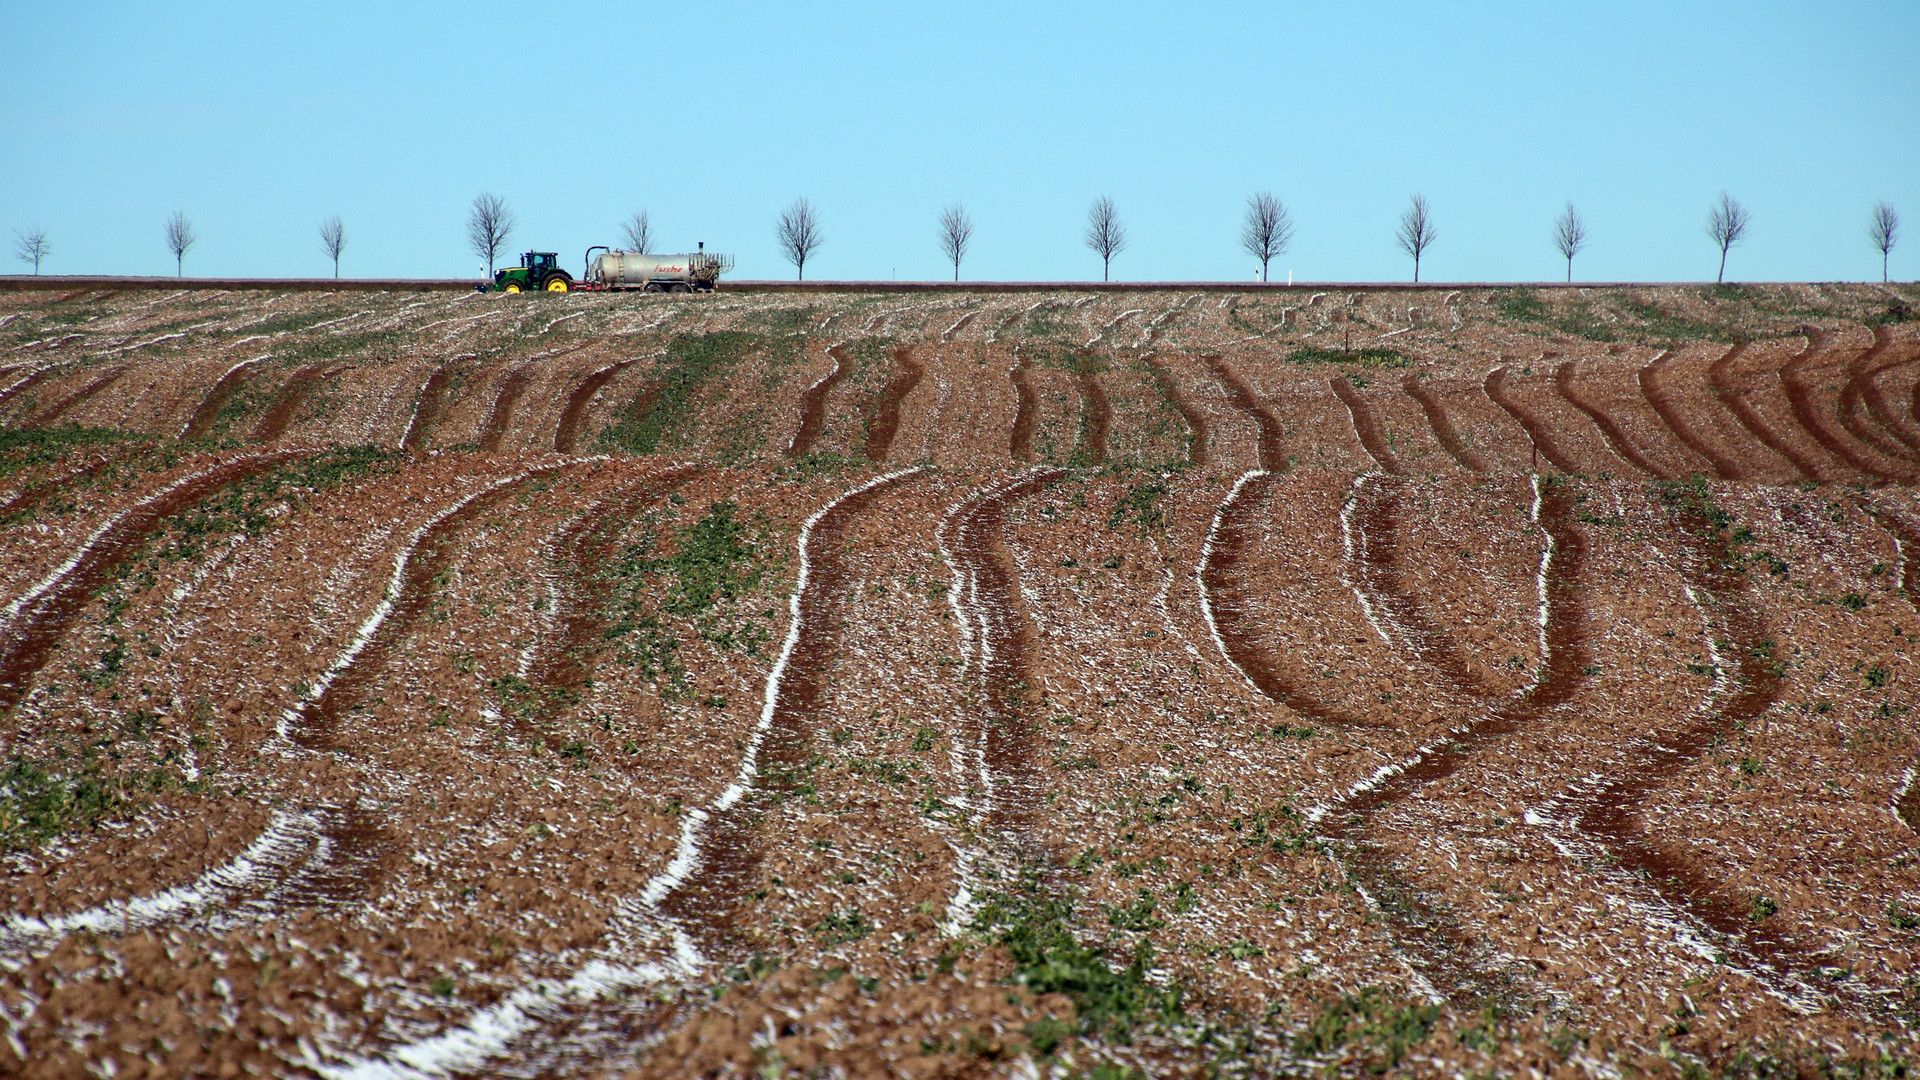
[494, 251, 573, 293]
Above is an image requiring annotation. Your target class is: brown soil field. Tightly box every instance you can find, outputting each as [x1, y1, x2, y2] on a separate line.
[0, 282, 1917, 1078]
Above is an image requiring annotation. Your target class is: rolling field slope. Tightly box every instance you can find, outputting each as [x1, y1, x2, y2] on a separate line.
[0, 282, 1917, 1078]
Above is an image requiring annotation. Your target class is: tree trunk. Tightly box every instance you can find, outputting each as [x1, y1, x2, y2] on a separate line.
[1566, 256, 1572, 283]
[1413, 253, 1420, 284]
[1717, 248, 1727, 284]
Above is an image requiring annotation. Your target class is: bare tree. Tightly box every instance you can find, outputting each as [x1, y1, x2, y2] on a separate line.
[776, 198, 824, 280]
[937, 204, 973, 282]
[1869, 201, 1899, 284]
[1395, 194, 1437, 283]
[165, 211, 197, 277]
[1240, 192, 1294, 283]
[1705, 192, 1750, 284]
[317, 216, 346, 279]
[620, 209, 652, 254]
[13, 227, 50, 275]
[467, 193, 516, 278]
[1551, 202, 1588, 283]
[1085, 196, 1127, 282]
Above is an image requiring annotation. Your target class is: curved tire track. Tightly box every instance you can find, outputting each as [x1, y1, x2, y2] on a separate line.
[863, 346, 924, 461]
[1708, 342, 1823, 483]
[1639, 349, 1744, 480]
[1554, 359, 1670, 479]
[26, 364, 128, 427]
[1144, 355, 1208, 467]
[786, 344, 847, 456]
[1851, 329, 1920, 457]
[1331, 375, 1402, 474]
[1008, 350, 1039, 462]
[181, 355, 270, 441]
[1485, 366, 1579, 473]
[1073, 355, 1110, 465]
[1204, 354, 1286, 471]
[477, 362, 539, 453]
[554, 355, 649, 454]
[1778, 327, 1903, 483]
[398, 363, 453, 453]
[252, 362, 340, 442]
[1402, 375, 1489, 474]
[0, 451, 305, 713]
[1835, 327, 1920, 468]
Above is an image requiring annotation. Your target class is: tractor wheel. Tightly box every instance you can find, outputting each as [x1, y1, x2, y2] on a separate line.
[670, 282, 692, 294]
[545, 276, 570, 293]
[502, 282, 522, 294]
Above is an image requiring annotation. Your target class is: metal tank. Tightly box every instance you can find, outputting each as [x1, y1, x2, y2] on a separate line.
[584, 246, 733, 292]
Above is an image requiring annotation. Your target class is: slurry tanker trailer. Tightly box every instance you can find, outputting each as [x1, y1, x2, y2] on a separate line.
[491, 244, 733, 293]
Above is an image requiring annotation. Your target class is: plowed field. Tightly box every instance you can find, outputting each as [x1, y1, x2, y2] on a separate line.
[1, 283, 1918, 1078]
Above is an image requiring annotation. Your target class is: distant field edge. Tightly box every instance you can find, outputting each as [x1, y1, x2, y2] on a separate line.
[2, 276, 1908, 295]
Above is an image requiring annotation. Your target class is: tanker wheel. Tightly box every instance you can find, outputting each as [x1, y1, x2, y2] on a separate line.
[670, 282, 691, 294]
[545, 276, 570, 293]
[502, 282, 522, 294]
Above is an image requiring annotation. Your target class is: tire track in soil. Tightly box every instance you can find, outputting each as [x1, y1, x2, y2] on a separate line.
[1545, 499, 1860, 1011]
[941, 469, 1067, 899]
[657, 470, 924, 952]
[1778, 327, 1904, 483]
[786, 344, 848, 456]
[1485, 366, 1579, 473]
[554, 355, 649, 454]
[252, 362, 341, 442]
[1314, 479, 1591, 1005]
[1330, 375, 1403, 474]
[940, 311, 977, 342]
[1008, 350, 1039, 462]
[1553, 359, 1670, 479]
[507, 467, 697, 753]
[26, 364, 127, 427]
[1708, 342, 1823, 484]
[398, 364, 453, 453]
[1827, 328, 1920, 463]
[1203, 354, 1287, 471]
[310, 470, 921, 1080]
[0, 366, 61, 416]
[181, 356, 269, 441]
[1639, 349, 1744, 481]
[1402, 375, 1490, 474]
[1345, 474, 1502, 699]
[863, 345, 924, 461]
[269, 466, 577, 921]
[1145, 355, 1208, 467]
[0, 451, 306, 714]
[477, 362, 538, 452]
[1853, 500, 1920, 834]
[1073, 355, 1111, 465]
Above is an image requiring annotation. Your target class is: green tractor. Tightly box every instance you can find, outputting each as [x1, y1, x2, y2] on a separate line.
[493, 252, 573, 293]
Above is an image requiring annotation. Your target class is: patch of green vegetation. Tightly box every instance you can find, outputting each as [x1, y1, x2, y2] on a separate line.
[1107, 479, 1167, 533]
[812, 907, 873, 947]
[1284, 345, 1411, 368]
[0, 425, 132, 481]
[148, 446, 400, 563]
[1293, 988, 1441, 1070]
[0, 751, 174, 851]
[598, 331, 759, 455]
[972, 880, 1186, 1043]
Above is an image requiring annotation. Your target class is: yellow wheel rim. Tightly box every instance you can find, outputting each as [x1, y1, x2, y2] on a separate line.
[546, 278, 569, 292]
[503, 282, 521, 293]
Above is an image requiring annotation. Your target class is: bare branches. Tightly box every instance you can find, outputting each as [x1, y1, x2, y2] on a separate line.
[1394, 194, 1437, 283]
[12, 227, 49, 275]
[1869, 201, 1899, 284]
[1551, 202, 1588, 283]
[317, 216, 346, 279]
[937, 204, 973, 282]
[776, 198, 824, 281]
[467, 193, 515, 278]
[1085, 196, 1127, 282]
[1240, 192, 1294, 283]
[165, 211, 197, 277]
[1705, 192, 1750, 284]
[620, 210, 652, 254]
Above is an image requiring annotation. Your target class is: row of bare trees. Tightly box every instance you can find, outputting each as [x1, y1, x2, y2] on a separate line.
[10, 194, 1902, 282]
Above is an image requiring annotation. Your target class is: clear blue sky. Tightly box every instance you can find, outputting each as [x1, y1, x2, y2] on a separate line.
[3, 2, 1915, 283]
